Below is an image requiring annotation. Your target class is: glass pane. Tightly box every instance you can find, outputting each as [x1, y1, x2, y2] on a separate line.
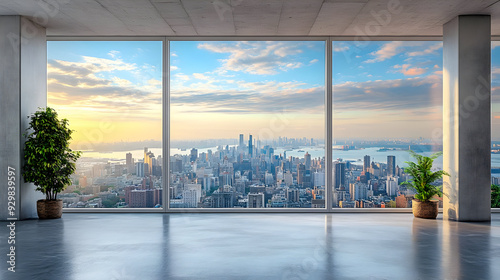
[332, 41, 443, 208]
[492, 41, 500, 207]
[170, 41, 325, 208]
[48, 41, 163, 208]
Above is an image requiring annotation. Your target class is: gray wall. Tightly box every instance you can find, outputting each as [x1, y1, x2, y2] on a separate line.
[0, 16, 46, 221]
[443, 15, 491, 221]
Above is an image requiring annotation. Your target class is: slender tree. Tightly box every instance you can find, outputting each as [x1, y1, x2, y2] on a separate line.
[22, 107, 81, 200]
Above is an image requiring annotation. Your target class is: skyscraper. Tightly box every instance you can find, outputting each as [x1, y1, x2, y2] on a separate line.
[304, 152, 311, 170]
[363, 155, 370, 172]
[297, 163, 306, 185]
[387, 155, 396, 177]
[239, 134, 244, 148]
[144, 148, 155, 176]
[126, 152, 134, 174]
[333, 161, 346, 189]
[248, 134, 253, 157]
[190, 148, 198, 162]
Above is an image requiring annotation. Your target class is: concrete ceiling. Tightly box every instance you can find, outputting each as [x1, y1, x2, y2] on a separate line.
[1, 0, 500, 36]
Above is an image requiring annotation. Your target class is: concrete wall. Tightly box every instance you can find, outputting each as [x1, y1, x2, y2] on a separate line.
[443, 15, 491, 221]
[0, 16, 46, 221]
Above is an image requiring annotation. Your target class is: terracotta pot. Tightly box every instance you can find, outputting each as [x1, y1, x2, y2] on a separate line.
[37, 199, 63, 219]
[412, 199, 438, 219]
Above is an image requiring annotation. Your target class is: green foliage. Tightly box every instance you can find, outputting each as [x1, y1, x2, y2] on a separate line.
[492, 184, 500, 208]
[22, 107, 81, 201]
[102, 196, 120, 208]
[401, 150, 449, 202]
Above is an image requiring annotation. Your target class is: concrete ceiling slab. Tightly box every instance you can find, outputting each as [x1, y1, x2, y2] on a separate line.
[0, 0, 500, 36]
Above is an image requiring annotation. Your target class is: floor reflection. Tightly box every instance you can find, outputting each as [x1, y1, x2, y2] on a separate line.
[442, 220, 491, 279]
[1, 213, 499, 279]
[412, 218, 442, 279]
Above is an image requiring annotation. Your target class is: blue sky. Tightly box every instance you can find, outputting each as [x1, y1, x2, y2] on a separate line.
[47, 40, 500, 145]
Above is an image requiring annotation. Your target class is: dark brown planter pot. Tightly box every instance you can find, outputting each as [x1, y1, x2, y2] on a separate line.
[412, 199, 438, 219]
[37, 199, 63, 219]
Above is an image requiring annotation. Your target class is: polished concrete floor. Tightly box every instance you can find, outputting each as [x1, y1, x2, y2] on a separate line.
[1, 213, 499, 280]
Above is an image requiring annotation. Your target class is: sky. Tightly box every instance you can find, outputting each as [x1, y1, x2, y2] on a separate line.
[47, 40, 500, 150]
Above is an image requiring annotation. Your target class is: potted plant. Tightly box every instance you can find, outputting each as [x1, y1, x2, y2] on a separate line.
[492, 184, 500, 208]
[22, 107, 81, 219]
[401, 151, 449, 219]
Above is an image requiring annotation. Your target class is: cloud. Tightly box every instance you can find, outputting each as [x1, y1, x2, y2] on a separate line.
[333, 75, 442, 112]
[364, 41, 436, 63]
[492, 67, 500, 75]
[170, 65, 179, 71]
[407, 42, 442, 57]
[108, 50, 120, 58]
[48, 56, 162, 118]
[309, 59, 319, 64]
[174, 73, 190, 81]
[197, 41, 308, 75]
[193, 73, 210, 80]
[393, 64, 427, 76]
[171, 79, 323, 114]
[334, 43, 349, 52]
[364, 41, 408, 63]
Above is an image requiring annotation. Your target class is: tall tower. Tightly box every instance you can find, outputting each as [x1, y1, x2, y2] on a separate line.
[363, 155, 370, 172]
[297, 163, 306, 185]
[126, 152, 134, 174]
[304, 152, 311, 170]
[248, 134, 253, 157]
[333, 161, 346, 189]
[144, 148, 154, 176]
[190, 148, 198, 162]
[239, 134, 244, 148]
[387, 155, 396, 177]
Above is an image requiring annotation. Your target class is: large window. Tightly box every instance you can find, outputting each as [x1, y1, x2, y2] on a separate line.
[169, 40, 325, 208]
[46, 38, 457, 211]
[48, 41, 163, 208]
[491, 41, 500, 207]
[332, 41, 443, 208]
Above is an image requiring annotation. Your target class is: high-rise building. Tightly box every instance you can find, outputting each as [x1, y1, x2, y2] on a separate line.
[136, 162, 144, 177]
[212, 185, 236, 208]
[129, 189, 155, 208]
[387, 155, 396, 177]
[286, 189, 300, 203]
[304, 152, 311, 170]
[144, 148, 155, 176]
[284, 171, 293, 186]
[297, 163, 306, 185]
[247, 193, 265, 208]
[183, 183, 201, 208]
[126, 152, 134, 174]
[248, 134, 253, 157]
[333, 161, 346, 189]
[239, 134, 244, 148]
[363, 155, 370, 172]
[386, 176, 399, 196]
[349, 182, 368, 201]
[313, 171, 325, 187]
[190, 148, 198, 162]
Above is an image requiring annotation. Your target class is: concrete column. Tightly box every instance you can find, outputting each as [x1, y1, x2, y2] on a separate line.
[443, 15, 491, 221]
[0, 16, 46, 221]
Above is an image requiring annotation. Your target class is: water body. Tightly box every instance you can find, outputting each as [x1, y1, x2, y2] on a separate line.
[81, 146, 500, 170]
